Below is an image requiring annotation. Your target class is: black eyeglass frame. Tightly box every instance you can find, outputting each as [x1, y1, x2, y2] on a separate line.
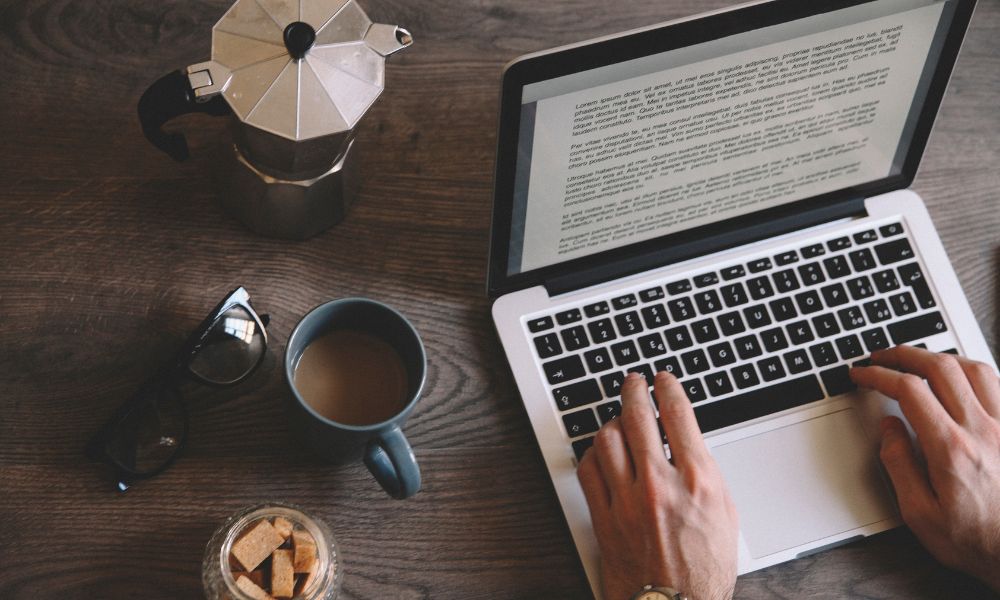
[84, 286, 269, 488]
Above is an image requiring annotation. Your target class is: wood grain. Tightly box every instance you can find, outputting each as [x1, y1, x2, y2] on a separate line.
[1, 0, 998, 598]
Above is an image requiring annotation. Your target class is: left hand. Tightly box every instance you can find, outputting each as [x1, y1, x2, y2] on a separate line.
[577, 371, 739, 600]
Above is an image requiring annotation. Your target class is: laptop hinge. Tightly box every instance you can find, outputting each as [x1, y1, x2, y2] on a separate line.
[544, 197, 867, 297]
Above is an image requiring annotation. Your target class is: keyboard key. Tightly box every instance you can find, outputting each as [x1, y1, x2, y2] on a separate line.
[707, 341, 737, 367]
[626, 364, 655, 385]
[853, 358, 873, 368]
[809, 341, 837, 367]
[732, 364, 761, 389]
[775, 250, 799, 265]
[798, 262, 826, 286]
[596, 400, 621, 424]
[761, 327, 789, 352]
[694, 272, 719, 288]
[835, 334, 864, 360]
[534, 333, 562, 358]
[653, 356, 683, 378]
[795, 290, 823, 315]
[879, 223, 904, 238]
[556, 309, 582, 325]
[544, 355, 586, 384]
[563, 409, 599, 438]
[821, 366, 857, 396]
[838, 306, 867, 330]
[666, 279, 692, 295]
[822, 255, 851, 279]
[828, 237, 852, 251]
[705, 371, 734, 397]
[744, 304, 772, 329]
[693, 375, 824, 433]
[572, 437, 594, 461]
[611, 340, 641, 365]
[637, 333, 668, 358]
[821, 282, 849, 307]
[801, 243, 826, 258]
[898, 263, 936, 309]
[943, 348, 959, 355]
[692, 318, 720, 344]
[853, 229, 878, 244]
[615, 311, 643, 336]
[747, 276, 775, 300]
[668, 297, 696, 321]
[528, 316, 554, 332]
[773, 269, 801, 293]
[694, 290, 723, 314]
[639, 287, 665, 302]
[561, 326, 589, 351]
[889, 291, 917, 317]
[757, 356, 786, 381]
[849, 248, 877, 272]
[769, 297, 798, 322]
[718, 311, 746, 336]
[552, 379, 602, 411]
[681, 349, 710, 375]
[600, 371, 626, 396]
[584, 301, 610, 318]
[873, 269, 901, 293]
[584, 348, 614, 373]
[812, 313, 841, 338]
[588, 318, 617, 343]
[888, 312, 947, 345]
[748, 258, 773, 273]
[612, 294, 638, 310]
[875, 238, 915, 265]
[734, 334, 763, 360]
[641, 304, 669, 328]
[863, 299, 892, 323]
[784, 349, 813, 374]
[861, 328, 890, 352]
[664, 326, 694, 351]
[847, 276, 875, 301]
[721, 265, 746, 280]
[681, 378, 707, 402]
[787, 320, 815, 345]
[720, 282, 749, 307]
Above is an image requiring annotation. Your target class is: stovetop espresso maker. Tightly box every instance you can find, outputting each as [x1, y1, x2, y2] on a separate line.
[138, 0, 412, 239]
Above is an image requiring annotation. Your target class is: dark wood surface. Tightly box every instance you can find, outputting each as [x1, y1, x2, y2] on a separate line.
[1, 0, 998, 598]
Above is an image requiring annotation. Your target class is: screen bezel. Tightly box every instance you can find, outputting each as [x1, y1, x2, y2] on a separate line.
[487, 0, 976, 298]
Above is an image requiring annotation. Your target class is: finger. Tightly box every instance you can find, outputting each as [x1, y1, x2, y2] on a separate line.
[619, 372, 669, 476]
[878, 416, 940, 527]
[953, 356, 1000, 419]
[850, 364, 957, 456]
[653, 370, 710, 471]
[577, 450, 612, 526]
[592, 418, 634, 491]
[869, 346, 983, 424]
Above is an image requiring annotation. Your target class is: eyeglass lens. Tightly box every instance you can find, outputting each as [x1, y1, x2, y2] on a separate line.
[187, 305, 266, 385]
[105, 385, 185, 475]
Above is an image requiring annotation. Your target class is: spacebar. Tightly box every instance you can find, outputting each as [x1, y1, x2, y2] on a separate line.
[693, 375, 825, 434]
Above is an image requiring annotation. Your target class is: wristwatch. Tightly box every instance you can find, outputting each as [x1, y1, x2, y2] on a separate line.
[629, 584, 688, 600]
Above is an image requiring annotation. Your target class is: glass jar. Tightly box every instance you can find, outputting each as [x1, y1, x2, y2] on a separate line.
[203, 503, 342, 600]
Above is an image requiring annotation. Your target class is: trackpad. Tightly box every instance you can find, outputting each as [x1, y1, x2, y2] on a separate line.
[711, 409, 894, 559]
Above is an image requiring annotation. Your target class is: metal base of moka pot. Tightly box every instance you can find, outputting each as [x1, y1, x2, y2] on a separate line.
[219, 139, 359, 240]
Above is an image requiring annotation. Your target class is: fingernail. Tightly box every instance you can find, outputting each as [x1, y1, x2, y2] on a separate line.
[626, 372, 644, 383]
[655, 370, 673, 382]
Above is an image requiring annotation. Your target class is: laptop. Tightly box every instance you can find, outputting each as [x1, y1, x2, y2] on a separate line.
[487, 0, 996, 595]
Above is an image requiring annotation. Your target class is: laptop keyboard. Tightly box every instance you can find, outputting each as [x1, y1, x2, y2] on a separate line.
[524, 222, 955, 461]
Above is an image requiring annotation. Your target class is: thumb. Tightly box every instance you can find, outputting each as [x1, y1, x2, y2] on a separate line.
[879, 416, 937, 524]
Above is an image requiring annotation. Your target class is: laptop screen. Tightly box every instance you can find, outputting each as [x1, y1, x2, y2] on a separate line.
[503, 0, 958, 279]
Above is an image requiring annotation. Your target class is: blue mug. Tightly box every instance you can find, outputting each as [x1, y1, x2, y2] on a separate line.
[285, 298, 424, 499]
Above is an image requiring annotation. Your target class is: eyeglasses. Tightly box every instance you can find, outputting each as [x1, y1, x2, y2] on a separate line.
[85, 287, 269, 491]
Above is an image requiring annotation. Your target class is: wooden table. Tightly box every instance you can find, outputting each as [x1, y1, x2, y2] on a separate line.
[2, 0, 998, 598]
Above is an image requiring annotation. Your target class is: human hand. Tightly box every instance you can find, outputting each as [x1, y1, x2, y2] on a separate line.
[577, 371, 738, 600]
[851, 346, 1000, 592]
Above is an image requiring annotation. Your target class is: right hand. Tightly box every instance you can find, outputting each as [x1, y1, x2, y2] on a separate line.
[851, 346, 1000, 592]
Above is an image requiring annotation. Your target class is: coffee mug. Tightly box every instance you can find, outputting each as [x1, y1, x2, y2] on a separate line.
[285, 298, 424, 499]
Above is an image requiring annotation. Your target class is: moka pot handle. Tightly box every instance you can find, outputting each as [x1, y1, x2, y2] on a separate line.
[137, 70, 230, 162]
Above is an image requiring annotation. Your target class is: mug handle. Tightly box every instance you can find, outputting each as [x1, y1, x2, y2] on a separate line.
[364, 426, 421, 499]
